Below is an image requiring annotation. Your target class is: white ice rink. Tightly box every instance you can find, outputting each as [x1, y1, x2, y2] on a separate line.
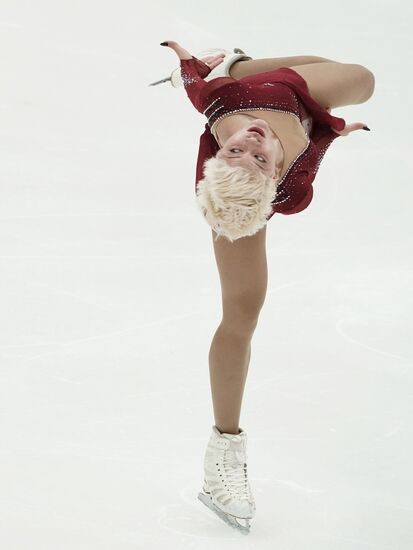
[0, 1, 412, 548]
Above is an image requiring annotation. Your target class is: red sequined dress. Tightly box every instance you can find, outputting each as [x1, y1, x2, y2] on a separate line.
[180, 56, 347, 218]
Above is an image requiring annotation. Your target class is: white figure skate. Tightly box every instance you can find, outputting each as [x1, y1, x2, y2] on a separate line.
[197, 425, 256, 535]
[148, 47, 252, 87]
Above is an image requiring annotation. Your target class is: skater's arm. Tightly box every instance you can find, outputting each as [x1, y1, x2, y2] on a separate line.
[195, 124, 220, 194]
[160, 41, 225, 111]
[160, 40, 225, 69]
[273, 171, 314, 215]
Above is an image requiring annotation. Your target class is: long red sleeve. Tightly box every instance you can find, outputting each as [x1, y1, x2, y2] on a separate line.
[179, 57, 212, 112]
[309, 124, 342, 177]
[195, 124, 220, 194]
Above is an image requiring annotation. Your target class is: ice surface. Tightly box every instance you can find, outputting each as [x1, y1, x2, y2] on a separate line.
[0, 1, 412, 548]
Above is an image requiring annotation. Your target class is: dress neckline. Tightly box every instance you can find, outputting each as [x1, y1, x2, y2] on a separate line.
[212, 110, 310, 180]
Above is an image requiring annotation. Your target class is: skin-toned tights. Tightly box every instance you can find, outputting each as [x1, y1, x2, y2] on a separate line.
[209, 54, 340, 435]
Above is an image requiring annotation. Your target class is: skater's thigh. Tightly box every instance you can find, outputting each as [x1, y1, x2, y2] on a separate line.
[229, 55, 337, 79]
[290, 62, 375, 109]
[211, 226, 268, 325]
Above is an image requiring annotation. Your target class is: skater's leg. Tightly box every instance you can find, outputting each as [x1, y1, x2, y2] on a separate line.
[209, 225, 268, 435]
[282, 62, 375, 109]
[229, 54, 340, 79]
[208, 326, 253, 435]
[230, 56, 375, 110]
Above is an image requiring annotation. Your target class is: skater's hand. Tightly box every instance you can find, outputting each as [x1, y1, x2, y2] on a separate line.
[332, 122, 370, 136]
[160, 41, 225, 70]
[160, 40, 193, 60]
[198, 53, 226, 71]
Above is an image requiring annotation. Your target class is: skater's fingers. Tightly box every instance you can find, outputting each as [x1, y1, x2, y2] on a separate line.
[332, 126, 349, 136]
[208, 57, 225, 70]
[200, 54, 225, 63]
[160, 40, 179, 50]
[348, 122, 368, 132]
[160, 40, 192, 60]
[201, 54, 225, 71]
[332, 122, 370, 136]
[213, 53, 226, 62]
[199, 56, 214, 66]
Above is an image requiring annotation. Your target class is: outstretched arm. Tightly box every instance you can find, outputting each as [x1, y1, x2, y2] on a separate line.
[160, 41, 225, 111]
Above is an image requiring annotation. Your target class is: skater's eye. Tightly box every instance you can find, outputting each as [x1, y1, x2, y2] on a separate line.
[255, 155, 266, 163]
[229, 148, 266, 163]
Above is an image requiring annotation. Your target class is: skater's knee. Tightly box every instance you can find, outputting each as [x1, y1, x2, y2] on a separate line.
[358, 66, 375, 103]
[345, 63, 375, 104]
[222, 315, 260, 337]
[221, 294, 264, 336]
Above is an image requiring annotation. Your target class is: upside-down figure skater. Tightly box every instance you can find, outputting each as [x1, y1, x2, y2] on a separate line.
[151, 41, 375, 534]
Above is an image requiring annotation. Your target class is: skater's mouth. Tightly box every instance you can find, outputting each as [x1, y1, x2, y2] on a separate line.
[247, 126, 265, 138]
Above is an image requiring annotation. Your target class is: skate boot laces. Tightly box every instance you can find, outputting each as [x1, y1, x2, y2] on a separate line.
[222, 437, 250, 501]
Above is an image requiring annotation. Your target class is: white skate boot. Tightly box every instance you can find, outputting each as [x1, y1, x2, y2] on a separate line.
[197, 425, 256, 535]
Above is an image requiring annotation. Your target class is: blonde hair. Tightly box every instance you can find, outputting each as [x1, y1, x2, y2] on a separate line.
[195, 156, 280, 243]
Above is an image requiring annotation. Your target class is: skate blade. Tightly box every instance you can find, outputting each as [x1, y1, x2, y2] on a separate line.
[148, 76, 172, 86]
[197, 492, 250, 535]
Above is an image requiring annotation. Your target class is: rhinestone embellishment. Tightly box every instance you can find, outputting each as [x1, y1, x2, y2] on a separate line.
[203, 97, 221, 115]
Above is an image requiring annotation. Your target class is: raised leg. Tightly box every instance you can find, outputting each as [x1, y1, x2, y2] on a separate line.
[230, 56, 375, 110]
[229, 54, 341, 79]
[285, 62, 375, 109]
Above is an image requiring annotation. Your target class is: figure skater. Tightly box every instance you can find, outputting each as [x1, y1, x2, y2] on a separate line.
[152, 41, 375, 534]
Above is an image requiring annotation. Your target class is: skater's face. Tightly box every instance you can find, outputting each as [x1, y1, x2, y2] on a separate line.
[216, 119, 283, 180]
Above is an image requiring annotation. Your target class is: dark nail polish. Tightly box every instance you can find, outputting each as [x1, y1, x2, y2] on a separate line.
[160, 41, 168, 46]
[363, 126, 371, 131]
